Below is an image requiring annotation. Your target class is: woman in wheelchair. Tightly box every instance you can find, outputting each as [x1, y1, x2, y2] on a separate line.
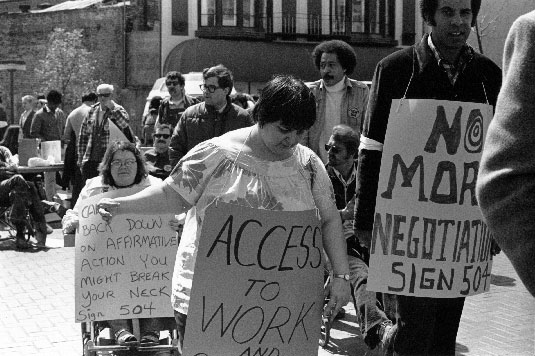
[62, 141, 172, 347]
[0, 145, 47, 248]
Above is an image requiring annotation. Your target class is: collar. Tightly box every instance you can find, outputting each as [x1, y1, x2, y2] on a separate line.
[329, 162, 357, 186]
[205, 97, 232, 114]
[43, 105, 55, 114]
[320, 76, 351, 92]
[427, 33, 473, 67]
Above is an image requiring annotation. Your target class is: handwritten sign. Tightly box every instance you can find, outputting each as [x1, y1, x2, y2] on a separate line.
[184, 202, 324, 356]
[74, 187, 177, 322]
[368, 99, 495, 298]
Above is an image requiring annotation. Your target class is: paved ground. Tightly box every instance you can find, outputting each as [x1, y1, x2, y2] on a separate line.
[0, 228, 533, 356]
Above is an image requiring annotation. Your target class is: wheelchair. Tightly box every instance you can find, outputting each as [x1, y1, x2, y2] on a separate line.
[0, 205, 35, 247]
[82, 318, 181, 355]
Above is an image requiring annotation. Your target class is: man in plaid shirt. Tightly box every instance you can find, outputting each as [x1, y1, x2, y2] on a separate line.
[77, 84, 134, 182]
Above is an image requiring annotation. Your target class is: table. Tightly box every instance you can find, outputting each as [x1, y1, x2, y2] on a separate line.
[17, 163, 64, 200]
[16, 163, 64, 174]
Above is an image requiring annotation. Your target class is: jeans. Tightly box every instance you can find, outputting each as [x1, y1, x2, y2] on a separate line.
[174, 311, 187, 355]
[0, 174, 47, 241]
[391, 295, 465, 356]
[349, 254, 390, 346]
[81, 160, 100, 184]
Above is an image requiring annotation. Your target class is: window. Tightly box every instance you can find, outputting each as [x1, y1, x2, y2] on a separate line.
[199, 0, 265, 29]
[330, 0, 393, 38]
[222, 0, 236, 26]
[172, 0, 189, 35]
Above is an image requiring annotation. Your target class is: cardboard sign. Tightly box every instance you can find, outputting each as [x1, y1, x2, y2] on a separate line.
[184, 202, 324, 356]
[74, 186, 177, 322]
[368, 99, 495, 298]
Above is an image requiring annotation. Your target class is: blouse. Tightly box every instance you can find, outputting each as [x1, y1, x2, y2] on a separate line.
[165, 133, 337, 314]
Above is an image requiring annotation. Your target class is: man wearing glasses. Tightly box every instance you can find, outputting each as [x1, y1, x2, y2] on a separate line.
[155, 71, 199, 130]
[77, 84, 135, 182]
[144, 124, 173, 179]
[168, 64, 252, 166]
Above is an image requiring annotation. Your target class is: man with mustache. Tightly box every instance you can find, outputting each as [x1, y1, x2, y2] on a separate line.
[144, 124, 173, 179]
[155, 71, 199, 131]
[305, 40, 370, 164]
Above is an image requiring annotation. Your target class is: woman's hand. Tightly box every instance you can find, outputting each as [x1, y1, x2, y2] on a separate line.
[169, 213, 186, 233]
[324, 278, 350, 322]
[97, 198, 120, 222]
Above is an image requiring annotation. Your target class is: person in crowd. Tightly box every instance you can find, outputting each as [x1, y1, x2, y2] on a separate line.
[30, 90, 67, 200]
[62, 92, 98, 207]
[477, 10, 535, 298]
[230, 92, 255, 110]
[96, 75, 351, 353]
[168, 64, 253, 166]
[30, 90, 66, 142]
[36, 95, 47, 111]
[155, 71, 199, 131]
[142, 96, 162, 145]
[353, 1, 502, 355]
[325, 125, 394, 352]
[62, 141, 172, 346]
[0, 97, 7, 139]
[77, 84, 135, 184]
[0, 145, 48, 248]
[144, 124, 173, 180]
[305, 40, 369, 163]
[19, 95, 37, 139]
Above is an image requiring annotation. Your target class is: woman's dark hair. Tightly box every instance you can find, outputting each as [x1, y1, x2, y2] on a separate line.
[331, 124, 359, 157]
[420, 0, 481, 27]
[99, 141, 148, 187]
[252, 75, 316, 132]
[149, 96, 162, 110]
[312, 40, 357, 75]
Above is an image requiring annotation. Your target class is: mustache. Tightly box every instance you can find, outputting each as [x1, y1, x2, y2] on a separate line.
[156, 140, 167, 144]
[323, 74, 334, 80]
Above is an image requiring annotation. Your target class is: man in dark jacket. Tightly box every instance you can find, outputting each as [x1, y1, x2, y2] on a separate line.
[353, 1, 502, 355]
[168, 64, 253, 166]
[155, 71, 199, 131]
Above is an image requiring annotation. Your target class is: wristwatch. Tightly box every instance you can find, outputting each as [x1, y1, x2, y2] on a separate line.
[333, 273, 350, 281]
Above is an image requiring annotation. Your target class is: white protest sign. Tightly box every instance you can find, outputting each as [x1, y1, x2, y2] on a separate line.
[184, 202, 324, 356]
[368, 99, 495, 298]
[74, 186, 178, 322]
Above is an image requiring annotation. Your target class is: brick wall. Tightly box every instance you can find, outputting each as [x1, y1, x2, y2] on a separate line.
[0, 3, 161, 137]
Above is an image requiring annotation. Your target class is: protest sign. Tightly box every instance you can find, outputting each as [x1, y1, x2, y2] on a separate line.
[184, 202, 324, 356]
[75, 187, 177, 322]
[368, 99, 495, 298]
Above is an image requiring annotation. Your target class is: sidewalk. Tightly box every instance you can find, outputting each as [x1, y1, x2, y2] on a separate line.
[0, 228, 533, 356]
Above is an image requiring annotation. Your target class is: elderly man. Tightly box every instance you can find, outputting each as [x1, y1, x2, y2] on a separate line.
[77, 84, 134, 183]
[168, 64, 252, 166]
[19, 95, 37, 139]
[305, 40, 369, 163]
[143, 124, 173, 180]
[155, 71, 199, 130]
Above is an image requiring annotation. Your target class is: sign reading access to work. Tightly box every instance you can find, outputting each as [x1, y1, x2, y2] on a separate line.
[368, 99, 495, 298]
[184, 202, 324, 356]
[74, 187, 177, 322]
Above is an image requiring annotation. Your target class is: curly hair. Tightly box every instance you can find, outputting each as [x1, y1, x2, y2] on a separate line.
[99, 141, 148, 187]
[252, 75, 316, 132]
[312, 40, 357, 75]
[420, 0, 481, 27]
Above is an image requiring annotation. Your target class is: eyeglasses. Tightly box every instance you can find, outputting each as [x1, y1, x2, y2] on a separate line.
[324, 144, 341, 154]
[153, 133, 170, 139]
[199, 84, 221, 93]
[97, 93, 112, 98]
[166, 81, 180, 87]
[111, 159, 137, 168]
